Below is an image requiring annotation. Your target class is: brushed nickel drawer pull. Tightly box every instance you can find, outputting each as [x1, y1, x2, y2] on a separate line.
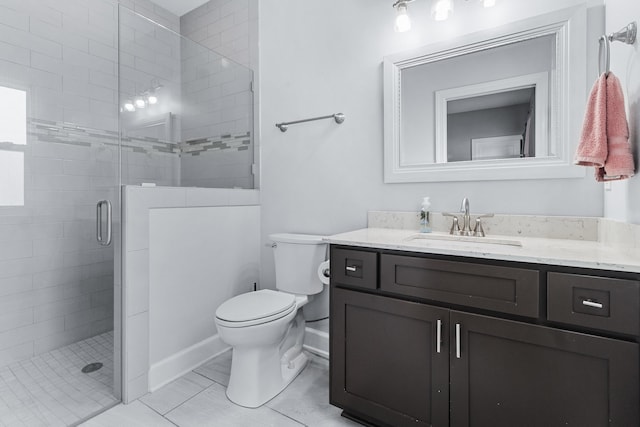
[582, 299, 604, 309]
[436, 319, 442, 354]
[345, 266, 358, 272]
[455, 323, 461, 359]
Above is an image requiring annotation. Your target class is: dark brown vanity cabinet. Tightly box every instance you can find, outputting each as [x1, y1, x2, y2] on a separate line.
[450, 311, 638, 427]
[331, 287, 449, 427]
[330, 246, 640, 427]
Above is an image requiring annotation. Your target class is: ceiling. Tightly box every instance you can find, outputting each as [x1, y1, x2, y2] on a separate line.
[148, 0, 209, 17]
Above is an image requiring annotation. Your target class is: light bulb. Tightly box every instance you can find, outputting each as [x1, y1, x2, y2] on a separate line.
[134, 97, 146, 109]
[124, 101, 135, 112]
[431, 0, 453, 21]
[481, 0, 496, 7]
[147, 94, 158, 105]
[394, 3, 411, 33]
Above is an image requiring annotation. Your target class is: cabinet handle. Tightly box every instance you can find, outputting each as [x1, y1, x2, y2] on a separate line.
[436, 319, 442, 354]
[345, 265, 358, 272]
[455, 323, 461, 359]
[582, 299, 604, 309]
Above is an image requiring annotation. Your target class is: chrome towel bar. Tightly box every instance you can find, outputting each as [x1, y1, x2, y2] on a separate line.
[276, 113, 345, 132]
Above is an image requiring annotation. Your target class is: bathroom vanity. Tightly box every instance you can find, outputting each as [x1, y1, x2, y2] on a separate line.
[327, 228, 640, 427]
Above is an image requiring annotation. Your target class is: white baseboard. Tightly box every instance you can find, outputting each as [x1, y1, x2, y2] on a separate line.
[149, 328, 326, 392]
[304, 326, 329, 359]
[149, 334, 230, 392]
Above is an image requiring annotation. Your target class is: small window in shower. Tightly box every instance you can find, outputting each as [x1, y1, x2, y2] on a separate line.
[0, 85, 27, 206]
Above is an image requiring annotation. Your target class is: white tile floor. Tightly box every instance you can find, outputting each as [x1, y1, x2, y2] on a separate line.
[83, 350, 361, 427]
[0, 331, 118, 427]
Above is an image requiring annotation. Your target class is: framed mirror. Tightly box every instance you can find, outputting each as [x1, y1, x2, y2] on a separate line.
[383, 6, 590, 183]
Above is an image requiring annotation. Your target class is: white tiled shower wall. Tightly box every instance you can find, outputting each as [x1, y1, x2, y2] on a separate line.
[0, 0, 180, 369]
[179, 0, 258, 189]
[180, 0, 254, 68]
[119, 4, 182, 187]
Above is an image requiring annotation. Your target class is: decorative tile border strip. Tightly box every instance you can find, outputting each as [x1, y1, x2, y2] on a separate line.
[28, 118, 251, 156]
[180, 132, 251, 156]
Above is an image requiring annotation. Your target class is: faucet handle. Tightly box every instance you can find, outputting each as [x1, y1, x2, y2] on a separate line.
[472, 214, 493, 237]
[475, 213, 494, 219]
[473, 218, 485, 237]
[442, 213, 461, 235]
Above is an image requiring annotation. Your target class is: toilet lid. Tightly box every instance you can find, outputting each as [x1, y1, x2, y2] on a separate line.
[216, 289, 296, 323]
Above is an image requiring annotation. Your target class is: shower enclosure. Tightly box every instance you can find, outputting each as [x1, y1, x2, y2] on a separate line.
[0, 1, 254, 424]
[119, 8, 254, 189]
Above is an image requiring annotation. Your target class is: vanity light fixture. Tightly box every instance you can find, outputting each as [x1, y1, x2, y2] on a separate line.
[122, 80, 163, 112]
[123, 100, 135, 112]
[393, 0, 414, 33]
[432, 0, 454, 21]
[393, 0, 496, 30]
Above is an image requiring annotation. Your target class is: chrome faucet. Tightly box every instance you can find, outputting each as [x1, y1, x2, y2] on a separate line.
[443, 197, 494, 237]
[460, 197, 471, 236]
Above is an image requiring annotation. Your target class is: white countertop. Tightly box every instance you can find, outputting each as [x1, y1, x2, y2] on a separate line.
[325, 228, 640, 274]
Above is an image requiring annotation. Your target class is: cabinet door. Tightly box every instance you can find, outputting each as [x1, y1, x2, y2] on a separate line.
[450, 311, 639, 427]
[331, 287, 449, 427]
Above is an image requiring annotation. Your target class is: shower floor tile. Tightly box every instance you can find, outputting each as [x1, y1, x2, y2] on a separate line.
[0, 331, 117, 427]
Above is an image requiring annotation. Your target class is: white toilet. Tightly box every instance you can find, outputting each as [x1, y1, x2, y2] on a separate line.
[214, 233, 327, 408]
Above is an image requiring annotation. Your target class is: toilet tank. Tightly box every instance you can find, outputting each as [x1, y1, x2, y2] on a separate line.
[270, 233, 327, 295]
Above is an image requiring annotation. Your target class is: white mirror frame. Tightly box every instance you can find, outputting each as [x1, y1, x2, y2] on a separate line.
[383, 6, 588, 183]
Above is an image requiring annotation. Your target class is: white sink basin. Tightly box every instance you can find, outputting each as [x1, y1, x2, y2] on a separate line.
[405, 233, 522, 247]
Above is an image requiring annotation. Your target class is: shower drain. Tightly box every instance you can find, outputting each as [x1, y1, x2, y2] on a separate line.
[81, 362, 103, 374]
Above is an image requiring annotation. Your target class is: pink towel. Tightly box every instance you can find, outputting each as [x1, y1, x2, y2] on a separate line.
[575, 72, 635, 181]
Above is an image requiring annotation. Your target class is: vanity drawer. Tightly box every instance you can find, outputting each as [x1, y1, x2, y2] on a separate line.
[380, 254, 539, 317]
[547, 272, 640, 336]
[331, 247, 378, 290]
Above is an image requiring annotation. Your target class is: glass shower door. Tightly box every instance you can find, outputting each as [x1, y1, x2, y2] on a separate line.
[0, 1, 122, 424]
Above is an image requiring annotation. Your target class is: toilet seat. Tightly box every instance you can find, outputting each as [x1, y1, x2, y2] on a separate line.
[215, 289, 296, 328]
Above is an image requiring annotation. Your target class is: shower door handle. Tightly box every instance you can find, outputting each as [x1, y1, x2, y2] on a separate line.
[96, 200, 112, 246]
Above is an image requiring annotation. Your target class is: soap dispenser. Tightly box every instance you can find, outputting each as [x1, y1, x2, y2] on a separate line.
[420, 197, 432, 233]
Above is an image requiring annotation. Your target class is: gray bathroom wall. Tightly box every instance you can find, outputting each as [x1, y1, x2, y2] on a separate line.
[258, 0, 605, 289]
[0, 0, 178, 368]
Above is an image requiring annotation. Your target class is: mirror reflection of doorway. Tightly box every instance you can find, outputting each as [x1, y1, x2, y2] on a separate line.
[447, 87, 536, 162]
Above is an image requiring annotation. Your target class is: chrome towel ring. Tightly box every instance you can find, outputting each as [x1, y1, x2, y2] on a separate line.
[598, 21, 637, 76]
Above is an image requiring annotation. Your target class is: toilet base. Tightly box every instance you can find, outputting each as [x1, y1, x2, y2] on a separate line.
[280, 350, 308, 390]
[224, 310, 309, 408]
[226, 349, 309, 408]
